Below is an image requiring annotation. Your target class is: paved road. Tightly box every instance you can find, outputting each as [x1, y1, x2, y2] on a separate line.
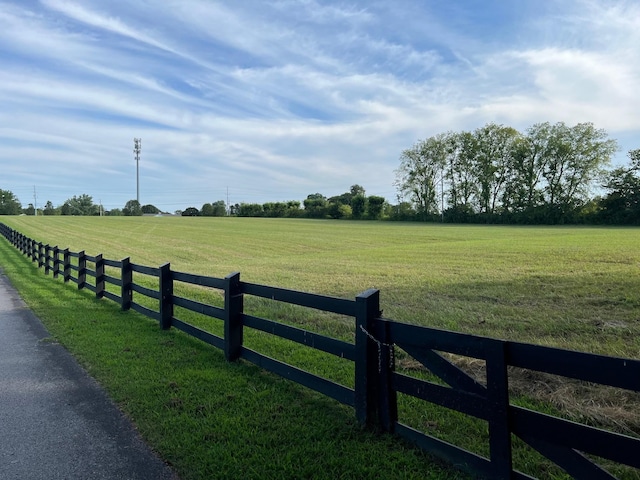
[0, 271, 180, 480]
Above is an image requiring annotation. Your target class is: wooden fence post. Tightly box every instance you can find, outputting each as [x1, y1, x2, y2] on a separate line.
[95, 254, 105, 299]
[355, 288, 383, 428]
[159, 263, 173, 330]
[224, 272, 243, 362]
[52, 246, 59, 278]
[374, 318, 397, 432]
[39, 243, 46, 268]
[63, 249, 70, 282]
[78, 251, 86, 290]
[44, 244, 51, 274]
[121, 257, 133, 311]
[485, 339, 513, 478]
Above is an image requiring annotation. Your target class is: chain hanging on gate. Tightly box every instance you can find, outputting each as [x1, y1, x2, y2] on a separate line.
[359, 325, 395, 373]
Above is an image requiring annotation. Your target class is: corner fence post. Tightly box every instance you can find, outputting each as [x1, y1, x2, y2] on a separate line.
[159, 263, 173, 330]
[121, 257, 133, 311]
[78, 251, 86, 290]
[375, 318, 397, 432]
[95, 254, 105, 299]
[224, 272, 243, 362]
[355, 288, 383, 428]
[485, 339, 513, 478]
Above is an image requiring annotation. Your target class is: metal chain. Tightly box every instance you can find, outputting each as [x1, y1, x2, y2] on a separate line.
[359, 325, 395, 373]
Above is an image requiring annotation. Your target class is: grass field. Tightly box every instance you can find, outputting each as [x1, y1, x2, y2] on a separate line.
[5, 216, 640, 355]
[1, 216, 639, 479]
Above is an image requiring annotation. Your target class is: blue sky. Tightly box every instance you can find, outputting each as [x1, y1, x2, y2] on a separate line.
[1, 0, 639, 212]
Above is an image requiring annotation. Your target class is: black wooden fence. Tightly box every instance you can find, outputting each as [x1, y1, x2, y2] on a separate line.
[1, 222, 639, 480]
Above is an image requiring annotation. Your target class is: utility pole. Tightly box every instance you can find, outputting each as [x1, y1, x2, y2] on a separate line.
[134, 138, 142, 204]
[33, 186, 37, 216]
[441, 169, 444, 223]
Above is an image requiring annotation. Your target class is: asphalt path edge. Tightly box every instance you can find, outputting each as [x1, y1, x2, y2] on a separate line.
[0, 268, 181, 480]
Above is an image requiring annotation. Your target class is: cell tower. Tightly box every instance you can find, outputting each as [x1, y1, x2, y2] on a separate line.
[134, 138, 141, 203]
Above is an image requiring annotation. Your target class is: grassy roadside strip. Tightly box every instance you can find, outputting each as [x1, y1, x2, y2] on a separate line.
[0, 240, 465, 479]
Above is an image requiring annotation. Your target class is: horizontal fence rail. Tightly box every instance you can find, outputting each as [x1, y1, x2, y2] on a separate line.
[1, 222, 638, 480]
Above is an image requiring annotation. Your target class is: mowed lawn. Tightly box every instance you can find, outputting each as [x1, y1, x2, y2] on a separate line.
[5, 215, 640, 357]
[2, 216, 640, 479]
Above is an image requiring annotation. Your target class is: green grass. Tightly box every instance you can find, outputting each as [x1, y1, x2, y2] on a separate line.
[5, 216, 640, 355]
[0, 234, 462, 480]
[1, 216, 640, 479]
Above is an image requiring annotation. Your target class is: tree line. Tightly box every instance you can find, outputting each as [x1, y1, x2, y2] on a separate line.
[0, 186, 390, 220]
[1, 121, 638, 224]
[394, 121, 638, 224]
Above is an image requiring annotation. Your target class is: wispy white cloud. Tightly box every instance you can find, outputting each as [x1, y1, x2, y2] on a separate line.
[0, 0, 638, 210]
[40, 0, 175, 54]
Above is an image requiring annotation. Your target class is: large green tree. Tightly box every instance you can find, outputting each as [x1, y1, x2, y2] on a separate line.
[599, 149, 640, 224]
[351, 195, 367, 219]
[123, 199, 142, 216]
[182, 207, 200, 216]
[500, 129, 547, 217]
[446, 131, 477, 213]
[367, 196, 386, 220]
[201, 203, 215, 216]
[43, 201, 57, 215]
[471, 123, 521, 215]
[540, 122, 617, 220]
[62, 194, 98, 216]
[395, 133, 449, 218]
[303, 193, 328, 218]
[141, 204, 161, 214]
[201, 202, 227, 217]
[0, 189, 22, 215]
